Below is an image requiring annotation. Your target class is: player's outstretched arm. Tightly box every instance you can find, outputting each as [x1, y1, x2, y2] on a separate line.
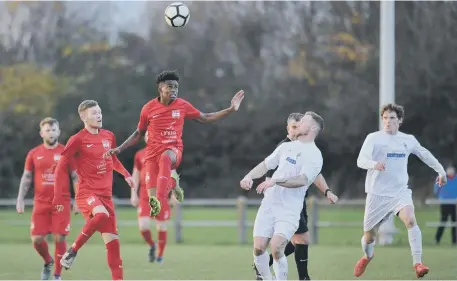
[104, 129, 144, 158]
[411, 137, 446, 184]
[194, 90, 244, 124]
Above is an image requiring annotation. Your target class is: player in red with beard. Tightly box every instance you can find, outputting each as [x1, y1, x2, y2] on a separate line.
[16, 117, 78, 280]
[53, 100, 134, 280]
[105, 70, 244, 224]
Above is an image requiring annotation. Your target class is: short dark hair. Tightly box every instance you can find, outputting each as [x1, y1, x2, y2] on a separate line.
[287, 113, 304, 123]
[156, 70, 180, 84]
[380, 103, 404, 120]
[78, 100, 98, 113]
[40, 117, 59, 129]
[305, 111, 324, 133]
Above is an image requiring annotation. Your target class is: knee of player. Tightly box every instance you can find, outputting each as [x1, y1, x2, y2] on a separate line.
[270, 247, 284, 260]
[102, 232, 119, 244]
[93, 206, 110, 217]
[253, 247, 266, 256]
[138, 217, 150, 231]
[404, 217, 417, 228]
[292, 232, 309, 245]
[31, 235, 45, 244]
[156, 221, 167, 231]
[54, 234, 66, 242]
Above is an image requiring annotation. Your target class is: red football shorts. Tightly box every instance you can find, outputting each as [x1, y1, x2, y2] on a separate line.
[31, 199, 71, 236]
[76, 195, 118, 234]
[137, 193, 171, 221]
[144, 147, 182, 190]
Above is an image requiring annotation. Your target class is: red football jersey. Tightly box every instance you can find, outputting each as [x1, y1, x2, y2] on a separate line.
[133, 148, 147, 198]
[57, 129, 128, 198]
[137, 97, 201, 160]
[24, 144, 75, 203]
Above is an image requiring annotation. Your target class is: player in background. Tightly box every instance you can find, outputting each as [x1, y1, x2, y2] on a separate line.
[53, 100, 134, 280]
[130, 131, 180, 263]
[104, 70, 244, 219]
[16, 117, 78, 280]
[253, 112, 337, 280]
[241, 112, 327, 280]
[355, 103, 447, 279]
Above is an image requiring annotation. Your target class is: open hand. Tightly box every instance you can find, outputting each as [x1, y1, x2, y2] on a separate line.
[230, 90, 245, 111]
[256, 179, 274, 194]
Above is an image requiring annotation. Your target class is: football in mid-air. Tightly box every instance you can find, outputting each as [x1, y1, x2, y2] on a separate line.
[164, 2, 190, 27]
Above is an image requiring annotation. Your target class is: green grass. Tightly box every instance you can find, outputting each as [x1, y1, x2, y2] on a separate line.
[0, 205, 456, 279]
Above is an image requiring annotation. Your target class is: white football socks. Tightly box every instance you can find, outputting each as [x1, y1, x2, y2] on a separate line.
[254, 251, 273, 280]
[361, 236, 375, 258]
[272, 256, 288, 280]
[408, 225, 422, 265]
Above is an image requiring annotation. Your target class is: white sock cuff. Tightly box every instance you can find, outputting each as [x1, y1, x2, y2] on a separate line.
[408, 224, 420, 232]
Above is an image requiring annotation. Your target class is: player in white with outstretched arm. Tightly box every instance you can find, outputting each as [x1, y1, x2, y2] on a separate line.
[354, 103, 447, 279]
[240, 112, 327, 280]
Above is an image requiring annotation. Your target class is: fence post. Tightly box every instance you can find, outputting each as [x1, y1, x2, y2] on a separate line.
[309, 196, 319, 245]
[174, 202, 183, 243]
[237, 196, 247, 244]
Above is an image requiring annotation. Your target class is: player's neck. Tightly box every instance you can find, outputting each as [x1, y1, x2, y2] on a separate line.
[297, 134, 314, 143]
[383, 129, 399, 135]
[158, 96, 174, 106]
[43, 142, 58, 149]
[85, 125, 99, 134]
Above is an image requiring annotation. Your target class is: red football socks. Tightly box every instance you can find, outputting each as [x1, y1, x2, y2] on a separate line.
[156, 154, 172, 200]
[33, 240, 53, 264]
[72, 212, 109, 251]
[157, 230, 167, 257]
[140, 230, 155, 247]
[54, 240, 67, 275]
[106, 239, 123, 280]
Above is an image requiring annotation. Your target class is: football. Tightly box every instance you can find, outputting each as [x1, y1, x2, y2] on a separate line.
[164, 2, 190, 27]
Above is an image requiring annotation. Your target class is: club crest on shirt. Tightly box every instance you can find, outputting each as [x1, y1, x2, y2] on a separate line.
[53, 154, 61, 161]
[102, 139, 111, 150]
[172, 110, 180, 119]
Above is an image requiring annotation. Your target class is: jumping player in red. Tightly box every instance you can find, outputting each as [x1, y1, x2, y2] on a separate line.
[104, 70, 244, 219]
[16, 117, 78, 280]
[53, 100, 134, 280]
[130, 131, 180, 263]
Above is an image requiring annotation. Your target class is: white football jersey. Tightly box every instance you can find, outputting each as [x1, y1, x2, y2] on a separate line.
[263, 140, 323, 210]
[357, 130, 445, 197]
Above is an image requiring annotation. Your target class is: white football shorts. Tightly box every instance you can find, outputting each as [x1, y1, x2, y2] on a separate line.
[363, 188, 413, 232]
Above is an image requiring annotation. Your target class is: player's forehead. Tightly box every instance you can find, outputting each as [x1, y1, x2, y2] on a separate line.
[382, 110, 398, 118]
[163, 80, 178, 86]
[41, 123, 59, 130]
[87, 105, 102, 113]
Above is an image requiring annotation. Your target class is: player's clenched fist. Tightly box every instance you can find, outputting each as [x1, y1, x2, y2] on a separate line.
[240, 175, 253, 190]
[326, 191, 339, 204]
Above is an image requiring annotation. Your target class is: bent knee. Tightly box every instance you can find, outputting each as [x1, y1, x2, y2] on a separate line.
[31, 235, 45, 244]
[253, 247, 265, 256]
[101, 233, 119, 244]
[292, 233, 309, 245]
[92, 205, 109, 217]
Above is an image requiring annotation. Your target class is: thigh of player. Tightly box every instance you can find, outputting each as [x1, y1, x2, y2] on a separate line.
[76, 195, 118, 235]
[274, 211, 300, 241]
[31, 203, 53, 236]
[253, 204, 276, 239]
[392, 189, 414, 216]
[363, 193, 397, 232]
[52, 199, 71, 236]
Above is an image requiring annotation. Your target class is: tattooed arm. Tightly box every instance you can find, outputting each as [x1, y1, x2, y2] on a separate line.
[16, 171, 33, 214]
